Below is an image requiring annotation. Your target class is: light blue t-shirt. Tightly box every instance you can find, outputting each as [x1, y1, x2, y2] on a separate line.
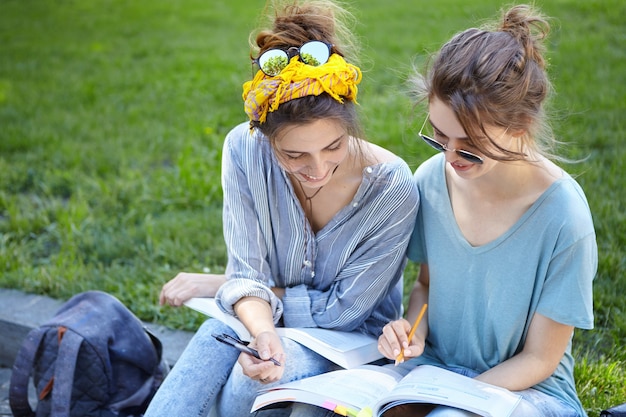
[407, 154, 597, 415]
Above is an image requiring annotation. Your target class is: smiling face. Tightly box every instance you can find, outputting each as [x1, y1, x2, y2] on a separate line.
[428, 97, 511, 178]
[273, 119, 350, 190]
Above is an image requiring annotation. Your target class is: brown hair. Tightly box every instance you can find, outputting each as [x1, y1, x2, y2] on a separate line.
[248, 0, 366, 151]
[250, 0, 359, 66]
[411, 4, 556, 162]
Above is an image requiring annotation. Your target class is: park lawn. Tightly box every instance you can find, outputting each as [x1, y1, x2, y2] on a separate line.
[0, 0, 624, 414]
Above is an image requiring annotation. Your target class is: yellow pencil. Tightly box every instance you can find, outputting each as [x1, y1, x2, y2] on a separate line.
[395, 303, 428, 366]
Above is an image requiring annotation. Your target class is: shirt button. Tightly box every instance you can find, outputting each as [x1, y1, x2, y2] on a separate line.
[303, 260, 312, 267]
[352, 202, 358, 207]
[366, 167, 373, 174]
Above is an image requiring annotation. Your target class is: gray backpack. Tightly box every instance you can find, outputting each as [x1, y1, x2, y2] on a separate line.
[9, 291, 168, 417]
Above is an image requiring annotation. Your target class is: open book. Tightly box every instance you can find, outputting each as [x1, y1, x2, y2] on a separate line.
[251, 364, 522, 417]
[184, 297, 382, 369]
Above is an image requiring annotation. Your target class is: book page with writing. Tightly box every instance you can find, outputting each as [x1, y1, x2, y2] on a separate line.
[252, 365, 402, 413]
[183, 297, 382, 368]
[374, 365, 522, 417]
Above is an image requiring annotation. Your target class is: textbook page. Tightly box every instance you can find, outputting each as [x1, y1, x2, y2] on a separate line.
[184, 297, 251, 340]
[184, 297, 382, 369]
[252, 365, 401, 413]
[277, 327, 382, 369]
[252, 364, 522, 417]
[374, 365, 522, 417]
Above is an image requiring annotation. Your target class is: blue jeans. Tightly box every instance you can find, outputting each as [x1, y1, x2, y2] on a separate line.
[144, 319, 339, 417]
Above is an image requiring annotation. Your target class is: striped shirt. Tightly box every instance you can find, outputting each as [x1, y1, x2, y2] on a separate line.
[216, 122, 418, 336]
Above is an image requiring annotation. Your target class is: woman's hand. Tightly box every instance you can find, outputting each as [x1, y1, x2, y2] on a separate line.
[378, 318, 426, 362]
[238, 330, 285, 383]
[379, 265, 429, 363]
[159, 272, 226, 306]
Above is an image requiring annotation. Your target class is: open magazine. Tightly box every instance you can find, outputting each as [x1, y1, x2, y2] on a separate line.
[252, 364, 522, 417]
[184, 297, 382, 369]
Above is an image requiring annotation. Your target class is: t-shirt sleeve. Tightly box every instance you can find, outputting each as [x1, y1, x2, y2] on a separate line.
[536, 232, 596, 329]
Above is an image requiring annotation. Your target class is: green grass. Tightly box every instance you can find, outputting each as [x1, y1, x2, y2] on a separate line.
[1, 0, 624, 414]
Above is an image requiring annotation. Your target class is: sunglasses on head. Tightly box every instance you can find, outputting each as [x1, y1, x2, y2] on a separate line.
[253, 40, 333, 77]
[418, 114, 484, 165]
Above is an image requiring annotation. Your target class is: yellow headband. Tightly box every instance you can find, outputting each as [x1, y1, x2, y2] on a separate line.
[242, 54, 362, 123]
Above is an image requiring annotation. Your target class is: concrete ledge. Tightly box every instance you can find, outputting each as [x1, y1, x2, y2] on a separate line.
[0, 289, 194, 368]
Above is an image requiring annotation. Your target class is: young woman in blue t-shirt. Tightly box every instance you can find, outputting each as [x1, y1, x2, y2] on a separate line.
[377, 4, 596, 417]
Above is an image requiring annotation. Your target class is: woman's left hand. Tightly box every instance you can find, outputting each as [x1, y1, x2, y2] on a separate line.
[238, 331, 285, 383]
[159, 272, 226, 306]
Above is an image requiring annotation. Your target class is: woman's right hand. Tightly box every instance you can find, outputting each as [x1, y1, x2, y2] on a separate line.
[159, 272, 226, 306]
[238, 330, 285, 383]
[378, 318, 425, 362]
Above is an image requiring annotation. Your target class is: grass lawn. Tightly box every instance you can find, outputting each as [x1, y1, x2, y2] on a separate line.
[1, 0, 624, 414]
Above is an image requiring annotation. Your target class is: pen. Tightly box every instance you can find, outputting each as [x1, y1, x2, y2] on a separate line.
[395, 303, 428, 366]
[212, 333, 281, 366]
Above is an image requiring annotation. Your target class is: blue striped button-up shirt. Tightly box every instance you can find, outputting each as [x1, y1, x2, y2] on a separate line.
[216, 122, 419, 336]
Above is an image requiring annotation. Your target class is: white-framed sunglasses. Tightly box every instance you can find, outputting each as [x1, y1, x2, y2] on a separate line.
[253, 40, 333, 77]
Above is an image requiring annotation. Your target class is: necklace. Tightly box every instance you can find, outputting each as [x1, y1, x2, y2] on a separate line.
[293, 166, 339, 229]
[296, 179, 324, 220]
[296, 179, 323, 277]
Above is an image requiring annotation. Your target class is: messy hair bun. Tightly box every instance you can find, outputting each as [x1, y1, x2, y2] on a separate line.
[411, 4, 557, 162]
[250, 0, 359, 66]
[497, 4, 550, 71]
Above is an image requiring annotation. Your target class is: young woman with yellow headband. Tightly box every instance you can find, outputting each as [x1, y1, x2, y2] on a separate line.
[144, 1, 418, 416]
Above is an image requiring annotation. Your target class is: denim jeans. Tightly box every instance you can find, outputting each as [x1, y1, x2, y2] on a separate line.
[144, 319, 339, 417]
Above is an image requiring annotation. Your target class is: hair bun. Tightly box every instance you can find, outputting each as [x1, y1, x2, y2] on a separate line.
[498, 4, 550, 69]
[251, 0, 359, 66]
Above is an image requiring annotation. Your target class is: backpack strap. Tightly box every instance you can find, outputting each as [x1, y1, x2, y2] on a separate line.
[9, 327, 47, 417]
[601, 403, 626, 416]
[50, 328, 83, 417]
